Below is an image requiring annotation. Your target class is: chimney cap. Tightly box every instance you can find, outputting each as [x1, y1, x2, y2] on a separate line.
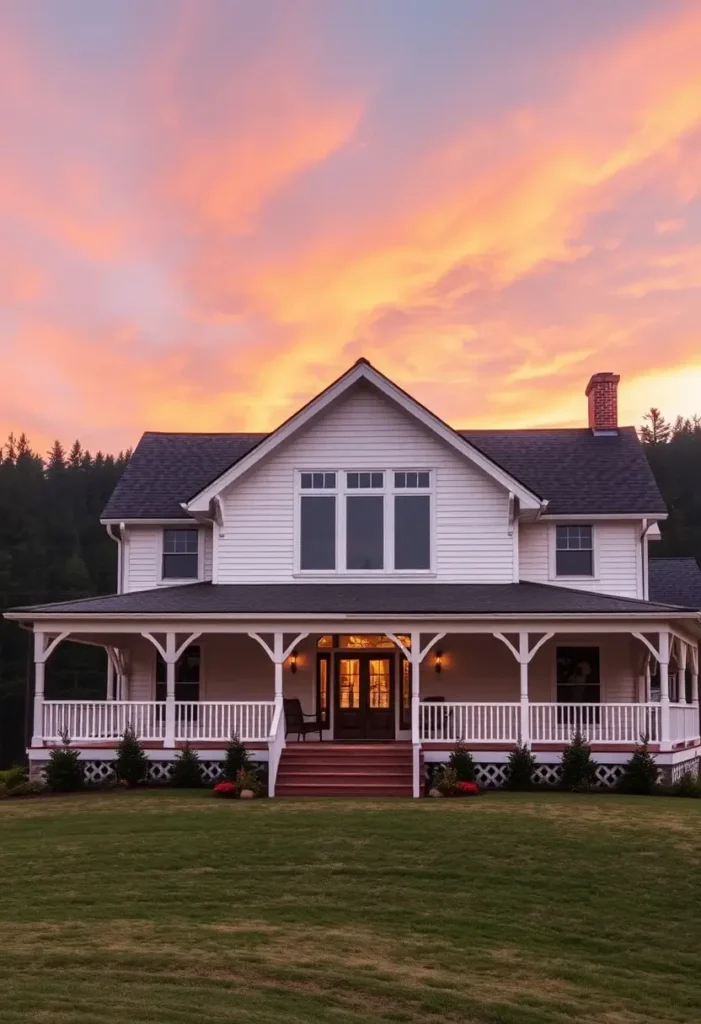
[585, 371, 620, 396]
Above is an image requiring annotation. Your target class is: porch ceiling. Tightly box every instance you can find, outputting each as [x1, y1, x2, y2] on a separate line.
[6, 580, 696, 619]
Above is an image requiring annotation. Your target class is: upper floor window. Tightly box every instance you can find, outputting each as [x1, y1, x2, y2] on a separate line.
[555, 525, 593, 576]
[162, 528, 199, 579]
[298, 470, 432, 573]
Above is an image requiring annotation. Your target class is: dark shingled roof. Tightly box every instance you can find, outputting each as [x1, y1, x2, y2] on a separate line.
[102, 425, 665, 520]
[10, 581, 688, 617]
[649, 558, 701, 610]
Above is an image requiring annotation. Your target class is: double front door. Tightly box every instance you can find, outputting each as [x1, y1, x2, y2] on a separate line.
[335, 653, 394, 740]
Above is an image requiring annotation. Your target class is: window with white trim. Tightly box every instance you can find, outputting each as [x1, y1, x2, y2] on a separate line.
[297, 469, 433, 573]
[555, 525, 593, 576]
[162, 528, 199, 579]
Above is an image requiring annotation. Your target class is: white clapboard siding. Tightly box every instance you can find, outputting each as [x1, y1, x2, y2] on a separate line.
[519, 521, 642, 599]
[217, 384, 513, 583]
[123, 525, 211, 592]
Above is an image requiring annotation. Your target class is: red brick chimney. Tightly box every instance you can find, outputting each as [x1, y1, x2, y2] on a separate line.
[585, 372, 620, 433]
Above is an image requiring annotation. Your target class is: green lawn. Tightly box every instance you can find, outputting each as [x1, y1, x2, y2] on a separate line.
[1, 792, 700, 1023]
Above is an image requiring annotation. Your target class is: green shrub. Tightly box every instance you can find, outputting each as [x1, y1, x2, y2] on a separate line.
[235, 767, 264, 796]
[433, 766, 458, 796]
[44, 743, 85, 793]
[560, 732, 598, 792]
[448, 741, 477, 782]
[115, 728, 150, 787]
[0, 780, 45, 798]
[222, 734, 251, 782]
[0, 766, 27, 790]
[505, 744, 538, 791]
[171, 744, 204, 788]
[671, 772, 701, 798]
[618, 738, 659, 795]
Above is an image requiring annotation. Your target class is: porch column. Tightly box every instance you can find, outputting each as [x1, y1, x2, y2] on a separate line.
[518, 633, 530, 748]
[691, 646, 699, 709]
[32, 631, 46, 747]
[677, 641, 688, 705]
[659, 631, 671, 751]
[164, 632, 177, 747]
[106, 651, 116, 701]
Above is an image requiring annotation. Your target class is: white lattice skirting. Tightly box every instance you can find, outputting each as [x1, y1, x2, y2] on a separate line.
[69, 760, 238, 785]
[459, 761, 626, 789]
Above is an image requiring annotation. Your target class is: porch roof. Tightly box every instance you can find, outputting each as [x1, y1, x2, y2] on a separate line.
[7, 581, 693, 619]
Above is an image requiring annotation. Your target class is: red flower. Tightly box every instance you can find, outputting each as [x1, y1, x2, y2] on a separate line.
[213, 781, 237, 797]
[453, 780, 479, 796]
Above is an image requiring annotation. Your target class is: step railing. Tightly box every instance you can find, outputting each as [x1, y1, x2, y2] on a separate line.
[267, 700, 286, 797]
[418, 702, 520, 743]
[42, 701, 164, 742]
[174, 701, 275, 742]
[529, 703, 661, 744]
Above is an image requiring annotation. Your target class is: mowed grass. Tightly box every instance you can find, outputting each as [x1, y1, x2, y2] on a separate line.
[1, 793, 700, 1024]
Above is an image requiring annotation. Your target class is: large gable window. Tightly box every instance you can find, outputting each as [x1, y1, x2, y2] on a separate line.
[162, 528, 199, 579]
[297, 469, 432, 574]
[555, 525, 593, 576]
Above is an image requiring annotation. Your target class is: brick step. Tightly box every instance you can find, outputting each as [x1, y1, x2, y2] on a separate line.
[280, 753, 412, 764]
[278, 762, 411, 773]
[282, 749, 412, 759]
[276, 783, 413, 798]
[278, 769, 411, 782]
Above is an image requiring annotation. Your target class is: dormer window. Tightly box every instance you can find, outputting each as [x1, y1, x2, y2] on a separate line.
[555, 525, 593, 576]
[162, 528, 199, 579]
[297, 469, 433, 574]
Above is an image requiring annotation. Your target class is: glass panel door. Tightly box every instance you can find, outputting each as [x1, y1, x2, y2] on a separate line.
[334, 654, 395, 740]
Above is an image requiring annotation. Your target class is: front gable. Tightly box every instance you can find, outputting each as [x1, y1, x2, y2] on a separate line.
[185, 359, 543, 515]
[214, 382, 520, 584]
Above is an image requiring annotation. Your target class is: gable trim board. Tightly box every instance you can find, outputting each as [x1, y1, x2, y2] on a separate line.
[183, 360, 544, 515]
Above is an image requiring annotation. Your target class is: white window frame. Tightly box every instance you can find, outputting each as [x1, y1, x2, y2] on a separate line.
[548, 522, 598, 582]
[294, 468, 435, 576]
[159, 526, 205, 585]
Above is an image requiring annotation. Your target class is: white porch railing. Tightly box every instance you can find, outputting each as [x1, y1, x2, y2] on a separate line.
[42, 701, 165, 742]
[670, 704, 700, 745]
[174, 701, 274, 742]
[418, 702, 520, 744]
[529, 703, 661, 744]
[267, 700, 286, 797]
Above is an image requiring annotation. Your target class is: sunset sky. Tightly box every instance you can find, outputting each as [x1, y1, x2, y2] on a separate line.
[2, 0, 701, 454]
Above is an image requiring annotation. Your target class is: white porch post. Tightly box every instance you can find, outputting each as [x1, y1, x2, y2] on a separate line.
[164, 632, 177, 747]
[410, 631, 421, 799]
[106, 651, 116, 702]
[518, 633, 530, 748]
[677, 641, 688, 705]
[659, 631, 671, 751]
[273, 633, 284, 707]
[32, 631, 46, 747]
[691, 646, 699, 709]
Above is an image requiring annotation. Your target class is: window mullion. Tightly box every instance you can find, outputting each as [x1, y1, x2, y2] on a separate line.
[385, 470, 393, 571]
[338, 483, 346, 572]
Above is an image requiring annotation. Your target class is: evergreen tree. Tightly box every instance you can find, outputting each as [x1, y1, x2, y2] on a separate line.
[560, 732, 599, 792]
[44, 736, 85, 792]
[448, 741, 477, 782]
[618, 739, 660, 795]
[640, 408, 672, 445]
[171, 744, 204, 788]
[222, 734, 252, 782]
[505, 744, 538, 790]
[114, 728, 150, 786]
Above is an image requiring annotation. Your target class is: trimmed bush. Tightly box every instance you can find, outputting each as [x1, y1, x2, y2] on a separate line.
[433, 766, 458, 796]
[115, 728, 150, 787]
[44, 742, 85, 793]
[0, 766, 27, 790]
[505, 744, 538, 791]
[0, 780, 45, 799]
[618, 738, 659, 795]
[560, 732, 598, 792]
[448, 741, 477, 783]
[671, 772, 701, 798]
[222, 734, 252, 782]
[171, 744, 204, 788]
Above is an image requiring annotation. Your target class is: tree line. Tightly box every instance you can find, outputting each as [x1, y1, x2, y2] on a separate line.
[0, 411, 700, 766]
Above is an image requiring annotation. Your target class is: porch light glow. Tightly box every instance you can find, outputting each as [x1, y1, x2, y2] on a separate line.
[434, 650, 443, 674]
[290, 650, 299, 674]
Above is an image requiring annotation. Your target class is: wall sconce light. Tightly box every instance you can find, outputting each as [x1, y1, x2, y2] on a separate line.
[434, 650, 443, 675]
[290, 650, 299, 674]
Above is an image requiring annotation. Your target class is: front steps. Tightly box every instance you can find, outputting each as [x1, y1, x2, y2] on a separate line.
[275, 742, 414, 797]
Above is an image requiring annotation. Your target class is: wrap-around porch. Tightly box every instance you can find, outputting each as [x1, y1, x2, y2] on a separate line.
[31, 621, 701, 795]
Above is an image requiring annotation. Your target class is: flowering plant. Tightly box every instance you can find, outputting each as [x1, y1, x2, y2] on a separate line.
[453, 780, 479, 796]
[213, 781, 237, 798]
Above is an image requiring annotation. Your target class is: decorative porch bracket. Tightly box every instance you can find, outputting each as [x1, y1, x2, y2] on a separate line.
[105, 647, 128, 702]
[632, 631, 671, 750]
[32, 630, 70, 746]
[386, 631, 446, 799]
[493, 632, 554, 749]
[141, 631, 202, 745]
[248, 632, 309, 797]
